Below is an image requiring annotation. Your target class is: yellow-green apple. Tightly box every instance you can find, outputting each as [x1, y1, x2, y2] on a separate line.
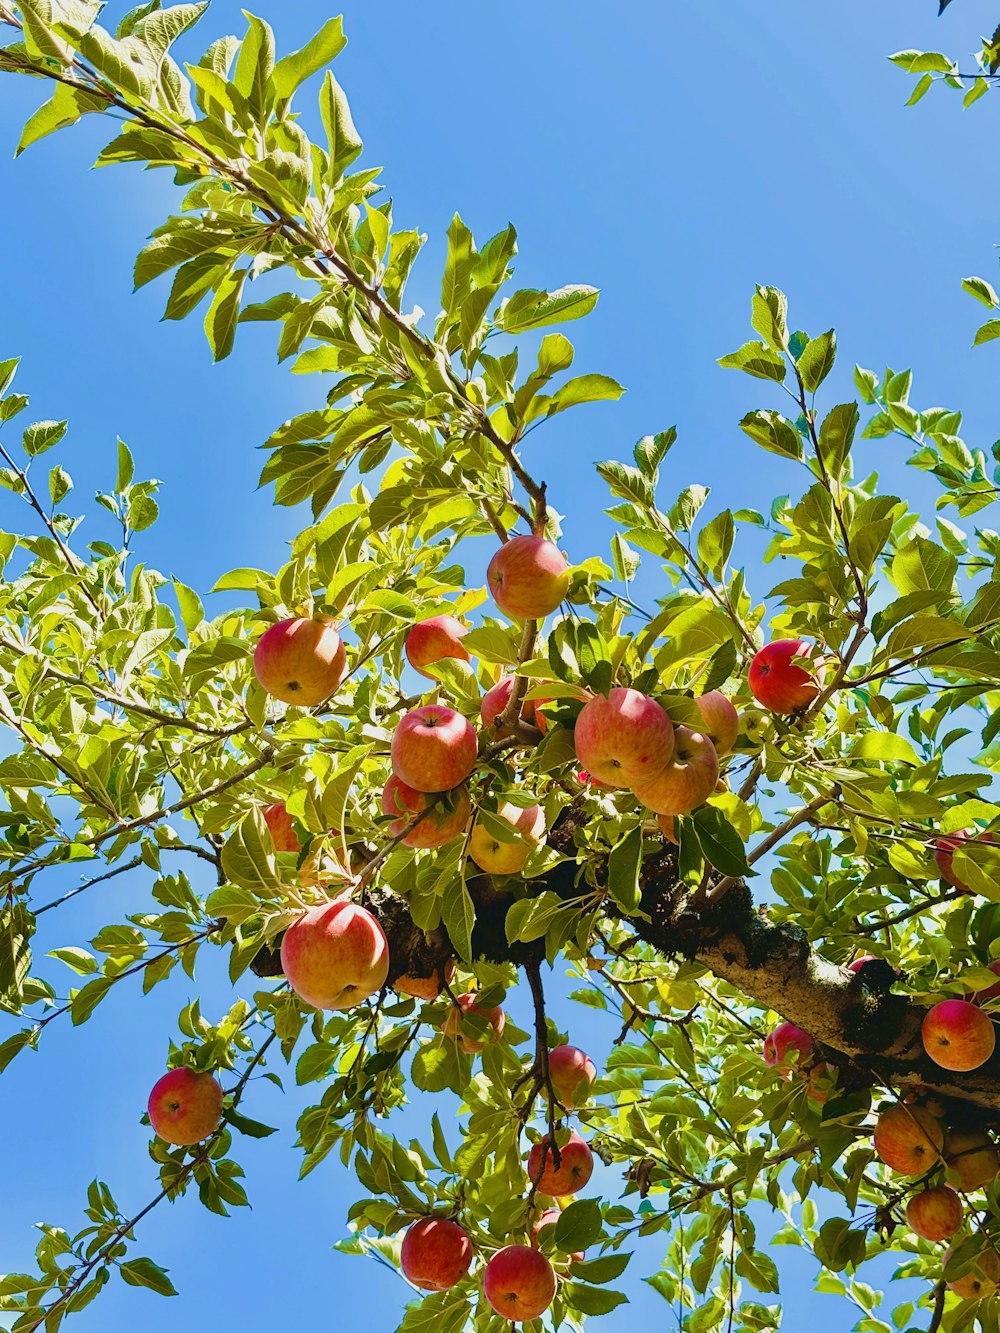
[527, 1130, 594, 1196]
[394, 959, 456, 1001]
[390, 705, 478, 793]
[400, 1217, 473, 1291]
[483, 1246, 557, 1322]
[972, 961, 1000, 1005]
[253, 617, 347, 707]
[469, 802, 546, 875]
[944, 1126, 1000, 1190]
[763, 1022, 814, 1078]
[922, 999, 996, 1072]
[905, 1186, 963, 1242]
[694, 690, 740, 755]
[442, 992, 505, 1054]
[848, 955, 878, 974]
[944, 1244, 1000, 1300]
[147, 1068, 224, 1146]
[546, 1045, 597, 1108]
[531, 1209, 584, 1263]
[263, 801, 300, 853]
[657, 813, 678, 844]
[480, 676, 546, 732]
[280, 901, 389, 1010]
[631, 726, 719, 816]
[404, 615, 471, 678]
[487, 535, 571, 621]
[381, 775, 471, 850]
[873, 1104, 945, 1175]
[935, 830, 998, 892]
[573, 687, 674, 789]
[748, 639, 819, 713]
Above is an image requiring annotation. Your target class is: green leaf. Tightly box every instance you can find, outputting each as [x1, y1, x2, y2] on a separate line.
[796, 329, 836, 391]
[320, 69, 363, 182]
[23, 420, 67, 456]
[173, 579, 204, 632]
[555, 1199, 605, 1251]
[220, 812, 282, 895]
[441, 876, 475, 963]
[397, 1288, 471, 1333]
[531, 373, 625, 420]
[974, 319, 1000, 347]
[963, 276, 999, 309]
[750, 286, 788, 351]
[204, 266, 248, 362]
[850, 732, 920, 766]
[119, 1257, 177, 1297]
[693, 806, 750, 878]
[116, 438, 135, 491]
[564, 1283, 628, 1315]
[607, 824, 643, 912]
[272, 16, 346, 101]
[739, 410, 801, 461]
[16, 83, 106, 155]
[718, 340, 786, 382]
[496, 285, 599, 333]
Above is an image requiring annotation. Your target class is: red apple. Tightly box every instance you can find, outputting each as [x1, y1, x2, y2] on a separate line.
[253, 617, 347, 707]
[848, 955, 878, 974]
[573, 687, 674, 790]
[631, 726, 719, 816]
[280, 901, 389, 1010]
[487, 535, 571, 621]
[922, 999, 996, 1072]
[944, 1126, 1000, 1191]
[526, 1130, 594, 1196]
[531, 1209, 585, 1263]
[944, 1243, 1000, 1300]
[873, 1104, 945, 1175]
[935, 830, 998, 893]
[394, 959, 456, 1001]
[263, 801, 300, 853]
[404, 615, 471, 678]
[763, 1021, 814, 1078]
[469, 802, 546, 875]
[442, 992, 506, 1054]
[148, 1067, 224, 1146]
[546, 1045, 597, 1108]
[972, 961, 1000, 1005]
[694, 691, 740, 755]
[748, 639, 819, 713]
[390, 705, 478, 793]
[480, 676, 546, 732]
[381, 775, 471, 849]
[483, 1245, 557, 1321]
[657, 813, 678, 844]
[905, 1185, 963, 1242]
[400, 1217, 473, 1291]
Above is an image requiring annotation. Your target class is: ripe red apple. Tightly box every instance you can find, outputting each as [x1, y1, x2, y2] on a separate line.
[694, 690, 740, 755]
[487, 535, 571, 621]
[748, 639, 819, 713]
[394, 959, 456, 1001]
[657, 813, 678, 844]
[263, 801, 300, 853]
[442, 992, 506, 1054]
[762, 1021, 814, 1078]
[935, 830, 998, 892]
[382, 775, 471, 849]
[873, 1104, 945, 1175]
[573, 687, 674, 790]
[148, 1067, 224, 1146]
[390, 705, 478, 793]
[848, 955, 878, 974]
[469, 802, 546, 875]
[253, 617, 347, 707]
[399, 1217, 473, 1291]
[483, 1245, 557, 1321]
[922, 999, 996, 1072]
[944, 1126, 1000, 1191]
[905, 1185, 963, 1242]
[526, 1130, 594, 1196]
[480, 676, 546, 732]
[944, 1243, 1000, 1300]
[404, 615, 471, 678]
[531, 1209, 584, 1263]
[546, 1045, 597, 1109]
[280, 901, 389, 1010]
[631, 726, 719, 816]
[972, 960, 1000, 1005]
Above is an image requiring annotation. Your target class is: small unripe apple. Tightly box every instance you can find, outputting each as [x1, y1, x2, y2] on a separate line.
[263, 801, 300, 853]
[487, 535, 571, 621]
[483, 1245, 557, 1321]
[922, 998, 996, 1072]
[253, 617, 347, 707]
[573, 687, 674, 790]
[762, 1022, 814, 1078]
[631, 726, 719, 816]
[905, 1185, 963, 1242]
[526, 1130, 594, 1196]
[873, 1104, 944, 1175]
[404, 615, 471, 678]
[480, 676, 546, 732]
[944, 1243, 1000, 1300]
[280, 901, 389, 1010]
[546, 1045, 597, 1108]
[694, 690, 740, 755]
[531, 1209, 584, 1263]
[442, 992, 505, 1054]
[381, 775, 471, 849]
[394, 959, 456, 1001]
[400, 1217, 473, 1291]
[148, 1067, 224, 1146]
[468, 802, 546, 875]
[748, 639, 819, 713]
[944, 1126, 1000, 1191]
[390, 705, 478, 793]
[935, 830, 998, 892]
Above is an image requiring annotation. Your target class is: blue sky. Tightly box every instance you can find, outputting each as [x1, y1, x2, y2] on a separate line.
[1, 0, 999, 1328]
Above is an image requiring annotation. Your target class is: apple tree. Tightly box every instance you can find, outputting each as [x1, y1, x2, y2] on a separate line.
[1, 3, 1000, 1330]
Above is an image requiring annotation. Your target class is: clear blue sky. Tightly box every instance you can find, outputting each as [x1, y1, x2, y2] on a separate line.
[1, 1, 998, 1328]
